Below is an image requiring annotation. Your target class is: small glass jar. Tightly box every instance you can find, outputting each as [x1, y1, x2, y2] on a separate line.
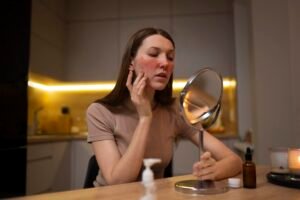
[269, 147, 289, 174]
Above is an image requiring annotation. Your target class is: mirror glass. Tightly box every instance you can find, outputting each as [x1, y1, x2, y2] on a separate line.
[180, 68, 223, 130]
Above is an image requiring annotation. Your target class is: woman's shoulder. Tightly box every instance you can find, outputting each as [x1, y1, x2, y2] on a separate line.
[87, 102, 111, 114]
[86, 102, 118, 127]
[86, 102, 117, 120]
[87, 102, 128, 118]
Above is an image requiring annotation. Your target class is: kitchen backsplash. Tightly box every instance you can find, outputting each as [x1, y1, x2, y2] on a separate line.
[27, 73, 237, 137]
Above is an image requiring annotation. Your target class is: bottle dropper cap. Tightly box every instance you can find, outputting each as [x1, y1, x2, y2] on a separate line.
[245, 147, 252, 161]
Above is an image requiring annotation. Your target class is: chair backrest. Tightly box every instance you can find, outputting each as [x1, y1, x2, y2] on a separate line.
[83, 155, 99, 188]
[83, 155, 173, 188]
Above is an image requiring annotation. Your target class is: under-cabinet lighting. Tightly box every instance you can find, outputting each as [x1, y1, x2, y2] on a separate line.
[223, 79, 236, 88]
[28, 79, 235, 92]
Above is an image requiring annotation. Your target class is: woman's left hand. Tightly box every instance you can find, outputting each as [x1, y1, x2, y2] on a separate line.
[192, 151, 218, 180]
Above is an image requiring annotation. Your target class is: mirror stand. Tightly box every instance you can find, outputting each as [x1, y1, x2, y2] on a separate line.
[174, 129, 229, 195]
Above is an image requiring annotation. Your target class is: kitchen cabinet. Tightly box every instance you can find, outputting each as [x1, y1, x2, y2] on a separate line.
[51, 142, 71, 191]
[70, 140, 93, 189]
[26, 136, 93, 194]
[26, 142, 71, 195]
[26, 143, 54, 194]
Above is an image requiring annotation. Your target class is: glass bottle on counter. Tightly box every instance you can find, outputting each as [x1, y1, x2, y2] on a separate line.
[243, 147, 256, 188]
[71, 116, 86, 134]
[60, 106, 72, 134]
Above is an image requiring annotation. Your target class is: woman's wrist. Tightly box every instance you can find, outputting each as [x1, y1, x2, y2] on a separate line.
[139, 115, 152, 123]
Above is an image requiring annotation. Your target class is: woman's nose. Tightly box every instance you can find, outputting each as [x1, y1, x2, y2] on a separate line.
[158, 55, 169, 68]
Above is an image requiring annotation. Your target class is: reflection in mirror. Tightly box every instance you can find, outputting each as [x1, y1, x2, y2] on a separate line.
[175, 68, 228, 195]
[180, 68, 223, 130]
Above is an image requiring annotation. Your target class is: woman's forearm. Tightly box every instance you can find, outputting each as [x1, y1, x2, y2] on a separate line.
[106, 116, 152, 184]
[214, 153, 242, 180]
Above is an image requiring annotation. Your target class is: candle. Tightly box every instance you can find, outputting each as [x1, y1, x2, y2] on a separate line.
[269, 147, 289, 173]
[288, 148, 300, 175]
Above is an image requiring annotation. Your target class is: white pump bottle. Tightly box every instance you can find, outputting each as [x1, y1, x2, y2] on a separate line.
[140, 158, 161, 200]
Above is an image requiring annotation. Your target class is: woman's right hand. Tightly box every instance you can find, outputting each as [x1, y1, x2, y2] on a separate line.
[126, 69, 152, 118]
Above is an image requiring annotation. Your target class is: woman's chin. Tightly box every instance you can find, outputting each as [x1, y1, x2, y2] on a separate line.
[150, 82, 168, 91]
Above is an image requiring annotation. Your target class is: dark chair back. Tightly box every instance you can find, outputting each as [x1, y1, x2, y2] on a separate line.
[83, 155, 99, 188]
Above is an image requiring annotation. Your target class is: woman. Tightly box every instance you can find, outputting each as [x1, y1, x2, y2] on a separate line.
[86, 27, 242, 186]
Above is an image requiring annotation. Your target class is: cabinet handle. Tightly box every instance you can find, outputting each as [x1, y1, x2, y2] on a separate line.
[27, 155, 53, 162]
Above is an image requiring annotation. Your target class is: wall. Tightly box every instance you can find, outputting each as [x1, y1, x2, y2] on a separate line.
[248, 0, 300, 164]
[30, 0, 66, 80]
[65, 0, 236, 81]
[233, 0, 253, 141]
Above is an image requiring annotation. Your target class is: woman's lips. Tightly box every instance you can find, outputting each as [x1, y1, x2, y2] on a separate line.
[155, 72, 167, 78]
[153, 73, 168, 82]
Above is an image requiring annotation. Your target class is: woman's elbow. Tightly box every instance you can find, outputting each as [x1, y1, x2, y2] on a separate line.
[232, 154, 243, 175]
[104, 173, 137, 185]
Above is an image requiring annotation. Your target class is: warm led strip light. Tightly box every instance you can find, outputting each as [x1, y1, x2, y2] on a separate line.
[223, 79, 236, 88]
[28, 79, 235, 92]
[28, 81, 115, 92]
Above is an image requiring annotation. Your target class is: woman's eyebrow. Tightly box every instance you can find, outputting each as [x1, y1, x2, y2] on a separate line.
[148, 46, 175, 52]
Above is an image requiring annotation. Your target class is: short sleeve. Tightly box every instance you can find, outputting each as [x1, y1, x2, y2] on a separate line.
[86, 103, 116, 143]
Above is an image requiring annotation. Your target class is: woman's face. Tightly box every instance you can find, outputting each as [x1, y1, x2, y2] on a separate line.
[130, 34, 175, 91]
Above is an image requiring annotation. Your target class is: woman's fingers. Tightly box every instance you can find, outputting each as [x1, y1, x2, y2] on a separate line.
[193, 162, 216, 180]
[126, 70, 149, 103]
[200, 151, 211, 160]
[126, 70, 151, 117]
[136, 78, 146, 95]
[126, 70, 146, 94]
[193, 152, 217, 180]
[131, 72, 147, 95]
[126, 70, 133, 92]
[133, 71, 144, 86]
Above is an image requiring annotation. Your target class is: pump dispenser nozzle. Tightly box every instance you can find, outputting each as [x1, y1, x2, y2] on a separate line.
[142, 159, 161, 185]
[140, 158, 161, 200]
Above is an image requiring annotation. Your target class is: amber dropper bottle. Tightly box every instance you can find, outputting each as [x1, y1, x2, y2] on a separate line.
[243, 147, 256, 188]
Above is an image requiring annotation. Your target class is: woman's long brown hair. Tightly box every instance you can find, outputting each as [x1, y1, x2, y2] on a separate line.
[97, 27, 175, 106]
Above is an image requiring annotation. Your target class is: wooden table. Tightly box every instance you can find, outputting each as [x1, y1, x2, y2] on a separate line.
[12, 166, 300, 200]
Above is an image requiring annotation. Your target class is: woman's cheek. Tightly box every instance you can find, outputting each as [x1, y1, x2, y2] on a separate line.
[140, 59, 157, 75]
[167, 64, 174, 74]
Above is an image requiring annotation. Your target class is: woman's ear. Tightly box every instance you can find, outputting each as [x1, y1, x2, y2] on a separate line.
[129, 61, 134, 71]
[129, 65, 134, 71]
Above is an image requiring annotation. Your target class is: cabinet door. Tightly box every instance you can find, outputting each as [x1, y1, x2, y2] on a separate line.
[26, 143, 54, 195]
[51, 142, 71, 191]
[70, 141, 93, 189]
[27, 141, 72, 195]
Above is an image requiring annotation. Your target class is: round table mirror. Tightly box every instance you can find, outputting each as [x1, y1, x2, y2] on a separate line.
[175, 68, 228, 195]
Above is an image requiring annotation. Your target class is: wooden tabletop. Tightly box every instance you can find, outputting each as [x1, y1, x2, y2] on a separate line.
[12, 166, 300, 200]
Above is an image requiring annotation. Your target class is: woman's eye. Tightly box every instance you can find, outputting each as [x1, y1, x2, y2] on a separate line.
[148, 52, 158, 57]
[167, 55, 174, 61]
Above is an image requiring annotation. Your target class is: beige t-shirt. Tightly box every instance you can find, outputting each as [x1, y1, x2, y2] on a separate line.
[86, 100, 196, 186]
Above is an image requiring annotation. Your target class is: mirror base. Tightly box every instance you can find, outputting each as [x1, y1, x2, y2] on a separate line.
[175, 180, 228, 195]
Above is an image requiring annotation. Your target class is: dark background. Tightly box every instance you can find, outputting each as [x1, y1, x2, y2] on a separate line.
[0, 0, 31, 198]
